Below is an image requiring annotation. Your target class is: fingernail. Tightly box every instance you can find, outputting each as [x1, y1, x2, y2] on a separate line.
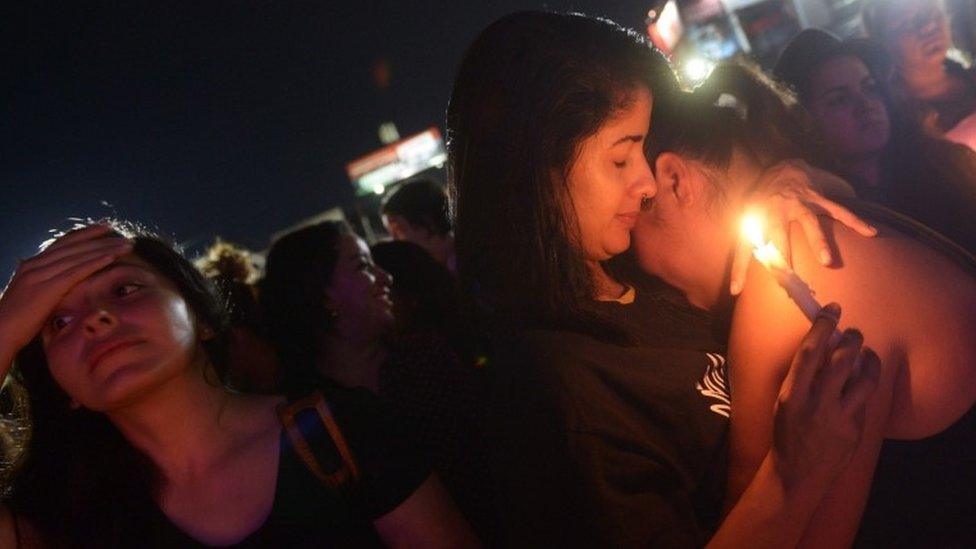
[730, 279, 742, 295]
[819, 249, 832, 266]
[818, 302, 841, 321]
[867, 225, 878, 235]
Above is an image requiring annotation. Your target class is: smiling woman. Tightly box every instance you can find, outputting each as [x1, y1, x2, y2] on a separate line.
[0, 221, 477, 547]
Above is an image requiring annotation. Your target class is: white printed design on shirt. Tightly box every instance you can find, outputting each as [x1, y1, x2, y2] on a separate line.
[696, 353, 731, 418]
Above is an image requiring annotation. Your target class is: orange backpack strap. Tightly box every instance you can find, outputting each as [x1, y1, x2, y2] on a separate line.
[277, 392, 361, 491]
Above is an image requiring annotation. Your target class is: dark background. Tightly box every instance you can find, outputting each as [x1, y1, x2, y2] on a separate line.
[3, 1, 650, 277]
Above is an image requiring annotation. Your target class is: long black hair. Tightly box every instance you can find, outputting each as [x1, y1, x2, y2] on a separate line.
[3, 221, 229, 546]
[260, 220, 352, 394]
[447, 11, 679, 336]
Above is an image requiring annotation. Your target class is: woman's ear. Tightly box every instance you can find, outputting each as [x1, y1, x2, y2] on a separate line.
[654, 152, 701, 207]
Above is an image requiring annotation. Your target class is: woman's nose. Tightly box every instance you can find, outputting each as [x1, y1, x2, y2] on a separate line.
[82, 308, 118, 337]
[854, 93, 876, 115]
[376, 266, 393, 288]
[635, 156, 658, 200]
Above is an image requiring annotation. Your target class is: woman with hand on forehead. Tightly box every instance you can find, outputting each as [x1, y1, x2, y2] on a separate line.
[449, 11, 887, 548]
[0, 223, 476, 547]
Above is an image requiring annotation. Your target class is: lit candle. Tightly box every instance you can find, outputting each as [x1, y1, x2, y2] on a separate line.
[741, 214, 823, 322]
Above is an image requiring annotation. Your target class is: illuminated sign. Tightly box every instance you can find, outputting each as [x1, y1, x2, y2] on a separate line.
[345, 127, 447, 196]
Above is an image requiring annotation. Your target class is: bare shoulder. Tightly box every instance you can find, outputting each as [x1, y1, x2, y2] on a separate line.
[790, 218, 976, 437]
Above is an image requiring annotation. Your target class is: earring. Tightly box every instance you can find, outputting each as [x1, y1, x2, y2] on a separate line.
[640, 193, 651, 211]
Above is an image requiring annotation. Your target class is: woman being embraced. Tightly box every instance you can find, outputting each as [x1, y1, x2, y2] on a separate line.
[630, 63, 976, 546]
[0, 222, 475, 547]
[448, 11, 887, 548]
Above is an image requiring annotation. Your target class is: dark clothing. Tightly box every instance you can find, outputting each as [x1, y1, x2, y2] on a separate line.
[147, 385, 430, 547]
[488, 289, 730, 548]
[855, 403, 976, 548]
[380, 331, 495, 541]
[839, 134, 976, 257]
[839, 202, 976, 547]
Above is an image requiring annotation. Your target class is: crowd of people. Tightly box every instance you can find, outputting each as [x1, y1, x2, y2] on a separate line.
[0, 0, 974, 546]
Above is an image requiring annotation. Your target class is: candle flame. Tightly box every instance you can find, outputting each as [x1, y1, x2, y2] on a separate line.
[741, 214, 765, 250]
[741, 213, 787, 269]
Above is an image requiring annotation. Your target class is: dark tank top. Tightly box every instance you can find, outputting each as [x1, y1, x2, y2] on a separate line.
[855, 404, 976, 547]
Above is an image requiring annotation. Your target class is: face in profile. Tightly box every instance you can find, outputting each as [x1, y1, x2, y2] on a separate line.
[632, 149, 759, 309]
[877, 0, 950, 70]
[42, 256, 206, 412]
[324, 234, 394, 339]
[566, 85, 657, 262]
[807, 55, 891, 161]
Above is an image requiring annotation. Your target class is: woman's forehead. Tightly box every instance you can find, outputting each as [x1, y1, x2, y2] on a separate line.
[338, 234, 369, 258]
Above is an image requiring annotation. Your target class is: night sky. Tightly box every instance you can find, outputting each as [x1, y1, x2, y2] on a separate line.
[3, 1, 650, 277]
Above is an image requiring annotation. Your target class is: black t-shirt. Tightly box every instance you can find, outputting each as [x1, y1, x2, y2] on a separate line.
[146, 385, 431, 547]
[488, 289, 730, 548]
[855, 403, 976, 548]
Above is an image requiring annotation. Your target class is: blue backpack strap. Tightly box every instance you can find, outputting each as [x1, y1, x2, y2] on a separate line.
[277, 392, 361, 493]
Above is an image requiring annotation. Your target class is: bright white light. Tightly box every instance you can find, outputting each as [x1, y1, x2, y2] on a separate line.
[741, 214, 765, 249]
[683, 57, 714, 84]
[372, 183, 385, 195]
[741, 213, 787, 269]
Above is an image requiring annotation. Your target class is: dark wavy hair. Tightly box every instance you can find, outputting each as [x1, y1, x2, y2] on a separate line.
[447, 11, 679, 335]
[648, 62, 824, 174]
[3, 220, 229, 546]
[260, 220, 352, 394]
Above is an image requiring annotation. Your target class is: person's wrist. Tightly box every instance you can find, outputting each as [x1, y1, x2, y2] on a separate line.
[768, 450, 833, 513]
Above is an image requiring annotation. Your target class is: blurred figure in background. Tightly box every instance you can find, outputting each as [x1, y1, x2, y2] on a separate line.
[197, 239, 278, 393]
[773, 28, 976, 254]
[862, 0, 976, 149]
[370, 239, 493, 542]
[381, 179, 457, 275]
[370, 240, 462, 341]
[262, 221, 394, 394]
[262, 222, 492, 540]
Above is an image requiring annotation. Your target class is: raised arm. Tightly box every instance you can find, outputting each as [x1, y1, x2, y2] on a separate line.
[727, 222, 900, 548]
[0, 225, 133, 378]
[709, 304, 881, 548]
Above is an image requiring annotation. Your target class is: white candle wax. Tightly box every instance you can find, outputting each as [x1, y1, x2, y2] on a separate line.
[741, 215, 842, 345]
